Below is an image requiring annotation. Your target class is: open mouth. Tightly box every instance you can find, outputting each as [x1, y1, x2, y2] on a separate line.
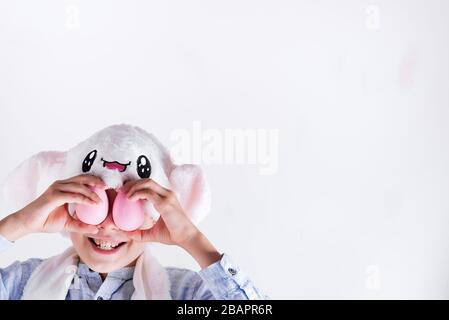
[88, 237, 127, 253]
[100, 158, 131, 172]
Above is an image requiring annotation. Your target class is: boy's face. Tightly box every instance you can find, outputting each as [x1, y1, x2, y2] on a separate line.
[70, 189, 146, 273]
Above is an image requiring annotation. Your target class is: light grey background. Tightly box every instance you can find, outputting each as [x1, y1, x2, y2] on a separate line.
[1, 0, 449, 299]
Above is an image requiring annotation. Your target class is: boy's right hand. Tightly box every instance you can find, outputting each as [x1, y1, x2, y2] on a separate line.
[0, 174, 105, 241]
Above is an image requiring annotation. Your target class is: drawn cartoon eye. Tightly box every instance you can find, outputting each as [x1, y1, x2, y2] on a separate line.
[136, 155, 151, 178]
[82, 150, 97, 172]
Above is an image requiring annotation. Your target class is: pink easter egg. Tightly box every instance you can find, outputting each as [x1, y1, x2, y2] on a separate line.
[112, 190, 145, 231]
[75, 187, 109, 225]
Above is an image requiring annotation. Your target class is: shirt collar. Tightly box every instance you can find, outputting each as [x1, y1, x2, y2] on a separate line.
[77, 262, 135, 281]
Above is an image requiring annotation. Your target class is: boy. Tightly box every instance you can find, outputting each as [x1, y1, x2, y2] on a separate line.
[0, 174, 267, 300]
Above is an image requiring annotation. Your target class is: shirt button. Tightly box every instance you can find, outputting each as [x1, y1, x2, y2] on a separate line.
[228, 267, 237, 276]
[97, 296, 103, 300]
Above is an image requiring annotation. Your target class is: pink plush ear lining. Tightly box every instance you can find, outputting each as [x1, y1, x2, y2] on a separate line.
[169, 164, 211, 224]
[2, 151, 66, 213]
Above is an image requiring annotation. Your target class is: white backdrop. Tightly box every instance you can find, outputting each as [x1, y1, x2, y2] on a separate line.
[1, 0, 449, 299]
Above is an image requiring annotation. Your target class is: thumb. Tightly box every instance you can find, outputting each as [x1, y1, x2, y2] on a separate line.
[64, 217, 99, 234]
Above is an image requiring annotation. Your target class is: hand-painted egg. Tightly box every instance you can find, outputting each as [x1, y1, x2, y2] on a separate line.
[112, 190, 145, 231]
[75, 187, 109, 225]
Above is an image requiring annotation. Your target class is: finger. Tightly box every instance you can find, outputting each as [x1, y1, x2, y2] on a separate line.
[120, 179, 140, 195]
[62, 174, 106, 188]
[57, 191, 98, 206]
[130, 190, 182, 225]
[57, 183, 102, 203]
[123, 179, 148, 197]
[145, 179, 171, 195]
[128, 189, 162, 204]
[64, 216, 99, 234]
[126, 179, 170, 198]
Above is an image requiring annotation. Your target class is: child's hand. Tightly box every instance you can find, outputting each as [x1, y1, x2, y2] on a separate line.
[121, 179, 199, 245]
[0, 174, 104, 241]
[121, 178, 222, 269]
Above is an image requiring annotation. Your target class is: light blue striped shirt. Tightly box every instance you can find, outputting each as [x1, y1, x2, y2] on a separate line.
[0, 234, 267, 300]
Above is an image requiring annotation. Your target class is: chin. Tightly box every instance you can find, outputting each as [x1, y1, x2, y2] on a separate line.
[85, 260, 124, 274]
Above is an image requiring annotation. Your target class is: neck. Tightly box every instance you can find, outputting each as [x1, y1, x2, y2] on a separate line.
[98, 258, 138, 281]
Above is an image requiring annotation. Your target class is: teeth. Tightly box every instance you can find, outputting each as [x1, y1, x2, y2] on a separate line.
[92, 238, 121, 250]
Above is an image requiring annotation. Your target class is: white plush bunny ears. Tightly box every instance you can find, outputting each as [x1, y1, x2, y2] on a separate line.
[1, 124, 211, 224]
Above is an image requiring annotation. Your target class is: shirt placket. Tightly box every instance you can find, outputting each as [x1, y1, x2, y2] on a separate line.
[94, 276, 123, 300]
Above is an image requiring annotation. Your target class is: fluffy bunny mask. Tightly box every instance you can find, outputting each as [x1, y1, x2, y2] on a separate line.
[1, 124, 211, 229]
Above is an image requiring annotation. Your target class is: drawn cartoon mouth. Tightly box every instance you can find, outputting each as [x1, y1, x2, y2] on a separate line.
[101, 158, 131, 172]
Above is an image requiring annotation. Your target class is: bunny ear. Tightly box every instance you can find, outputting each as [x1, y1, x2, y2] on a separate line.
[1, 151, 67, 213]
[169, 164, 211, 224]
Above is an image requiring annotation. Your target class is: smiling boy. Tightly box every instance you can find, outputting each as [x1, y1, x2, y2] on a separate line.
[0, 174, 267, 299]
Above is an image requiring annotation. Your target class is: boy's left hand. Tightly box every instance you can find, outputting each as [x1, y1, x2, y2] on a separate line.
[122, 179, 221, 268]
[121, 179, 199, 246]
[121, 179, 222, 269]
